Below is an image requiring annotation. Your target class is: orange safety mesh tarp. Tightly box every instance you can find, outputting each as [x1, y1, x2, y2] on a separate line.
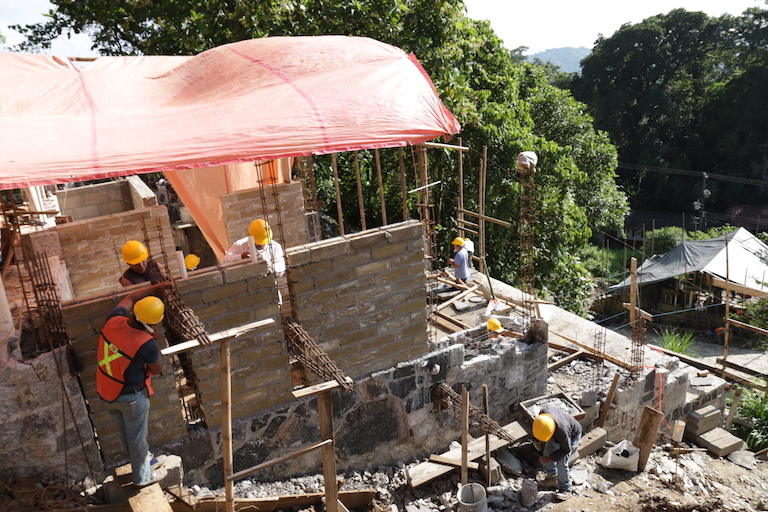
[164, 160, 289, 261]
[0, 36, 460, 190]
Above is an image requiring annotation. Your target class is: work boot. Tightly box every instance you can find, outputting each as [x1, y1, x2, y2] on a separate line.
[553, 491, 571, 502]
[136, 468, 167, 487]
[537, 476, 558, 489]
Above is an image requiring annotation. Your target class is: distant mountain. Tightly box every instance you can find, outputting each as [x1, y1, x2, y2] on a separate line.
[527, 47, 591, 74]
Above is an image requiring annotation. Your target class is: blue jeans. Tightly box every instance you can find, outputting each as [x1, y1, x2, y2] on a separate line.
[102, 389, 152, 485]
[543, 433, 582, 492]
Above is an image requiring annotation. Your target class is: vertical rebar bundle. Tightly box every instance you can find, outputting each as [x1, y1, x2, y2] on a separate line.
[592, 327, 606, 393]
[518, 163, 536, 325]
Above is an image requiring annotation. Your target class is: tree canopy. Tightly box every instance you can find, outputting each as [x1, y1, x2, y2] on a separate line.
[572, 6, 768, 214]
[12, 0, 628, 314]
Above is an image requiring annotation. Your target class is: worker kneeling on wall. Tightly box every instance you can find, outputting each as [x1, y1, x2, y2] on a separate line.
[532, 406, 582, 497]
[222, 218, 286, 275]
[96, 281, 172, 487]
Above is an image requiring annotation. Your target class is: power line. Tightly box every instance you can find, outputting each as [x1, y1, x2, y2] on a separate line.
[618, 163, 768, 188]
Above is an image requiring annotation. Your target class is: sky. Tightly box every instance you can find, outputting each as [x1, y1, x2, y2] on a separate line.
[464, 0, 764, 54]
[0, 0, 764, 57]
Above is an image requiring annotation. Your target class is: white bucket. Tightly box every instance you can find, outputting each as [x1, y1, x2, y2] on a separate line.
[457, 483, 488, 512]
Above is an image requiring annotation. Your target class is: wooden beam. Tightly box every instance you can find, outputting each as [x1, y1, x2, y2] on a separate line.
[725, 317, 768, 337]
[422, 141, 470, 151]
[227, 440, 332, 482]
[716, 358, 765, 378]
[434, 310, 470, 330]
[407, 421, 527, 487]
[548, 350, 585, 372]
[550, 331, 633, 370]
[634, 406, 663, 472]
[429, 455, 479, 470]
[435, 285, 479, 312]
[650, 345, 767, 391]
[709, 277, 768, 300]
[292, 379, 341, 399]
[598, 373, 621, 428]
[724, 388, 743, 430]
[461, 386, 469, 486]
[332, 153, 345, 236]
[622, 302, 653, 322]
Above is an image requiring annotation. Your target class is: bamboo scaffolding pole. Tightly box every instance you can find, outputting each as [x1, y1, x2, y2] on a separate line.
[375, 149, 387, 225]
[353, 151, 366, 231]
[461, 386, 469, 486]
[332, 154, 345, 236]
[479, 147, 487, 274]
[399, 148, 408, 221]
[458, 137, 464, 239]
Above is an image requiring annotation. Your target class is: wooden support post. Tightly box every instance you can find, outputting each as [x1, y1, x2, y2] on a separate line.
[461, 386, 469, 486]
[220, 338, 234, 512]
[479, 146, 487, 275]
[318, 389, 340, 512]
[725, 388, 743, 430]
[353, 151, 366, 231]
[634, 406, 663, 472]
[332, 153, 345, 236]
[598, 373, 621, 428]
[724, 232, 731, 364]
[374, 149, 387, 225]
[483, 384, 490, 488]
[399, 148, 408, 222]
[458, 137, 464, 239]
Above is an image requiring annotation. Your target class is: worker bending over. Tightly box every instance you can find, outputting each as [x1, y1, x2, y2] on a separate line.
[448, 236, 470, 285]
[96, 281, 172, 487]
[119, 240, 166, 286]
[533, 405, 582, 498]
[223, 218, 286, 275]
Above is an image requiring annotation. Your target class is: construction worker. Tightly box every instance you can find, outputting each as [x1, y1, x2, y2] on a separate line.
[222, 219, 286, 275]
[184, 253, 200, 272]
[448, 236, 470, 285]
[119, 240, 166, 286]
[462, 237, 475, 268]
[96, 281, 172, 487]
[532, 406, 583, 498]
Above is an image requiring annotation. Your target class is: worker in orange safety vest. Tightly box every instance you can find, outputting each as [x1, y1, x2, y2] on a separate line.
[97, 281, 172, 487]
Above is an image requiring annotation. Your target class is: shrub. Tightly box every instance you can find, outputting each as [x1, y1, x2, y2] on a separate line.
[730, 384, 768, 452]
[655, 327, 697, 357]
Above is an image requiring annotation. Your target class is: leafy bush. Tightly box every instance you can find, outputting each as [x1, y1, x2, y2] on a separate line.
[655, 327, 697, 356]
[730, 384, 768, 452]
[577, 244, 644, 283]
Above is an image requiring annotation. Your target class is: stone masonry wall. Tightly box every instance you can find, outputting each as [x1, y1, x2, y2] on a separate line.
[221, 180, 309, 249]
[0, 348, 102, 482]
[56, 206, 180, 300]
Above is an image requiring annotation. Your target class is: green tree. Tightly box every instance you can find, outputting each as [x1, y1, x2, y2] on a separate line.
[572, 9, 745, 210]
[14, 0, 628, 315]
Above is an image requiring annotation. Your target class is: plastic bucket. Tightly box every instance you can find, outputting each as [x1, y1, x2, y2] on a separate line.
[457, 483, 488, 512]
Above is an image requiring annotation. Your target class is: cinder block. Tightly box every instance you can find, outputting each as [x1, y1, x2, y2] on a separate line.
[577, 427, 607, 458]
[685, 405, 721, 436]
[688, 405, 721, 425]
[698, 427, 746, 457]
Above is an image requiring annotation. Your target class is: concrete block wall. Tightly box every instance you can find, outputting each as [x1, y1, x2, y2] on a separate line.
[222, 180, 309, 249]
[0, 348, 102, 482]
[56, 206, 180, 300]
[286, 220, 431, 380]
[607, 356, 727, 443]
[62, 260, 287, 473]
[126, 175, 159, 210]
[56, 181, 133, 221]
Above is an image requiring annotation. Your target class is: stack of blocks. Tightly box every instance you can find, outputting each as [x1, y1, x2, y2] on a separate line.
[685, 405, 745, 457]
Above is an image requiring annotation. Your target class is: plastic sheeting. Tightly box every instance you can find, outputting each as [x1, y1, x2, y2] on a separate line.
[0, 36, 460, 190]
[609, 228, 768, 296]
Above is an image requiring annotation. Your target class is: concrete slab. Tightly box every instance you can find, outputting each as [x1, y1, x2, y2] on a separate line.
[698, 427, 746, 457]
[577, 427, 607, 458]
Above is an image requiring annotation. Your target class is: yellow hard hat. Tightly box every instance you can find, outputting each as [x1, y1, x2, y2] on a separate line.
[487, 318, 503, 333]
[248, 219, 273, 245]
[532, 413, 556, 442]
[134, 296, 165, 325]
[122, 240, 149, 265]
[184, 254, 200, 270]
[452, 237, 465, 246]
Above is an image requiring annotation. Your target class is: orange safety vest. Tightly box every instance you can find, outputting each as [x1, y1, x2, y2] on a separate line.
[96, 316, 156, 401]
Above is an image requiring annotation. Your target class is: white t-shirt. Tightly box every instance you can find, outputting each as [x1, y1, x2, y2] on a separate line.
[222, 237, 286, 273]
[463, 238, 475, 253]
